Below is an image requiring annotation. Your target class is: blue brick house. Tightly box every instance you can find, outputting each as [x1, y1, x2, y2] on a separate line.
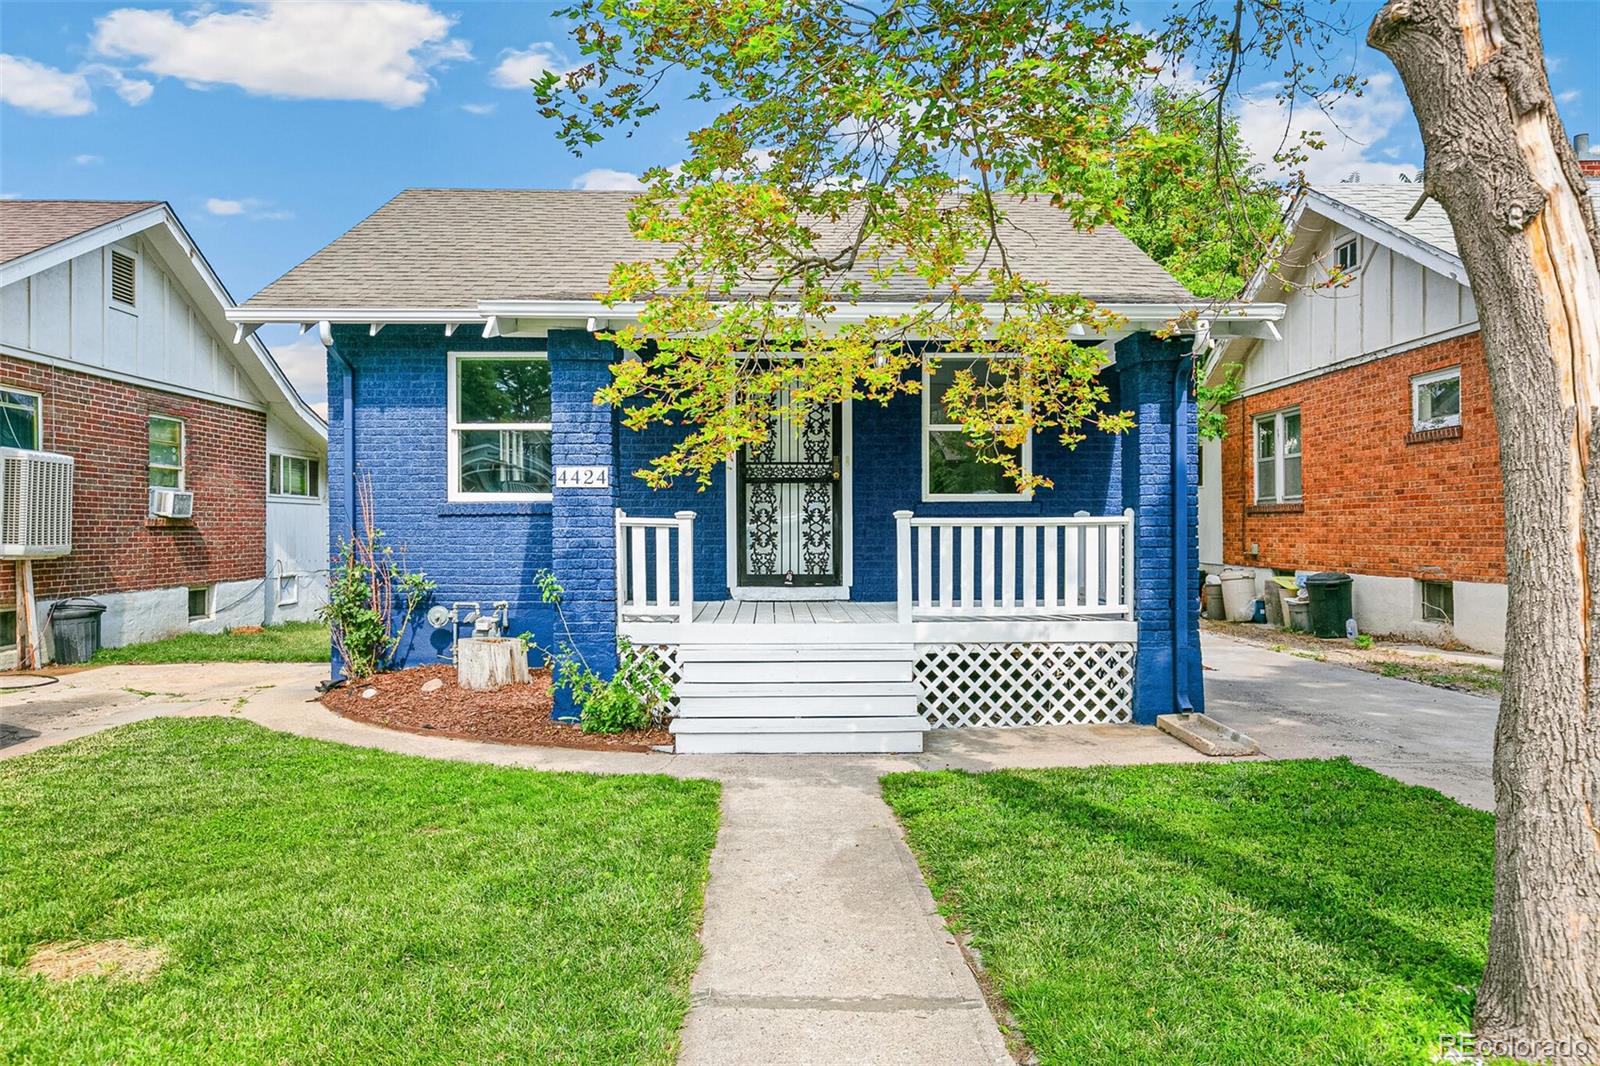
[232, 189, 1283, 753]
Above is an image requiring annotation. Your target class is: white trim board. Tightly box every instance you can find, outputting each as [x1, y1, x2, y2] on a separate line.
[1234, 321, 1480, 399]
[1, 344, 271, 413]
[445, 350, 553, 503]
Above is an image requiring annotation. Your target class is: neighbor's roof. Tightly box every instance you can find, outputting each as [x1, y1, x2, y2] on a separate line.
[0, 200, 162, 264]
[244, 188, 1194, 310]
[1306, 180, 1600, 273]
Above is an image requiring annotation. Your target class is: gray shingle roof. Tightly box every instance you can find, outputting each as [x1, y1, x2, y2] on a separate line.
[1313, 180, 1600, 263]
[0, 200, 161, 264]
[244, 188, 1193, 309]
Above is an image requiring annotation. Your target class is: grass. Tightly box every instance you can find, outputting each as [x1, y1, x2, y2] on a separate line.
[882, 760, 1493, 1065]
[1374, 660, 1504, 696]
[0, 718, 721, 1064]
[89, 621, 330, 664]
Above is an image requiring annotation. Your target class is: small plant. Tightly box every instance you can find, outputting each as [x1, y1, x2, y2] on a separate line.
[1353, 634, 1374, 650]
[535, 568, 662, 733]
[320, 477, 436, 680]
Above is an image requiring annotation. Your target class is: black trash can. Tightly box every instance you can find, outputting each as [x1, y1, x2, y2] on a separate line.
[1304, 572, 1354, 639]
[50, 599, 106, 664]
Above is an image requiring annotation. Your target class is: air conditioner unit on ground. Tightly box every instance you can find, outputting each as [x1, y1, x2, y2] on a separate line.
[0, 447, 73, 559]
[148, 487, 194, 519]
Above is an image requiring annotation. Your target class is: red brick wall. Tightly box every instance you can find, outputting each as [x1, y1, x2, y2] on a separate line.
[1, 354, 266, 605]
[1219, 330, 1506, 583]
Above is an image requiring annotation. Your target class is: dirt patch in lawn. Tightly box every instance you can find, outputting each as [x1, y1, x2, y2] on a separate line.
[320, 664, 672, 752]
[25, 939, 169, 982]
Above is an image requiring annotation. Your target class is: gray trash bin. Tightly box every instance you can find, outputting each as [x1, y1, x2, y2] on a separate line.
[50, 599, 106, 664]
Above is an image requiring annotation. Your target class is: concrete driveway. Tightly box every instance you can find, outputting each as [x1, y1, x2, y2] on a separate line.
[1200, 632, 1497, 810]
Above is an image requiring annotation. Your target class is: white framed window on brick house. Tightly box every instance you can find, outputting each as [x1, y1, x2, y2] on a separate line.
[1420, 579, 1454, 624]
[447, 352, 552, 502]
[1411, 366, 1461, 431]
[107, 246, 139, 313]
[276, 571, 300, 607]
[1, 386, 42, 450]
[268, 452, 321, 500]
[1253, 408, 1302, 503]
[187, 585, 213, 621]
[149, 415, 185, 488]
[921, 357, 1032, 501]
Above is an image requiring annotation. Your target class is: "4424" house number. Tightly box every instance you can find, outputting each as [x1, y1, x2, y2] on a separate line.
[554, 465, 610, 489]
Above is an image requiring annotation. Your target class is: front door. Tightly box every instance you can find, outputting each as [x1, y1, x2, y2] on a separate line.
[737, 398, 843, 588]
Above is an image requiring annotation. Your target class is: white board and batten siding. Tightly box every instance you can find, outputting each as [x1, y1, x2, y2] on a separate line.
[265, 416, 330, 624]
[0, 233, 265, 409]
[1241, 218, 1477, 394]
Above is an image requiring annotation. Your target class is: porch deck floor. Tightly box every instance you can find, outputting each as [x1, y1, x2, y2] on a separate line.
[686, 600, 1118, 625]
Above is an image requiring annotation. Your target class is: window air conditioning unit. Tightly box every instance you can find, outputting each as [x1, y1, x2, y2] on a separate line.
[149, 487, 194, 520]
[0, 447, 73, 559]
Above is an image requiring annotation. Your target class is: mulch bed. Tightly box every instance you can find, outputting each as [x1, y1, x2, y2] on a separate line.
[320, 664, 672, 752]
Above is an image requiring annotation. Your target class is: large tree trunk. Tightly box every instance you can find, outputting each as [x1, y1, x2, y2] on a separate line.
[1369, 0, 1600, 1057]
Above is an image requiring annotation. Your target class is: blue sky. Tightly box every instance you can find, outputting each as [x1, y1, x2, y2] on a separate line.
[2, 0, 1597, 413]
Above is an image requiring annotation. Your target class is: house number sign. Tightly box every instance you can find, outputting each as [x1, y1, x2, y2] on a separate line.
[555, 465, 610, 489]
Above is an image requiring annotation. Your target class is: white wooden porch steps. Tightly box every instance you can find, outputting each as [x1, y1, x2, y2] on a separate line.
[670, 642, 927, 754]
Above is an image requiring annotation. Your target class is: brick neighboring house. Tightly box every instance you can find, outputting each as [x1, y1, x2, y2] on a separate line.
[1200, 155, 1600, 655]
[1, 201, 327, 667]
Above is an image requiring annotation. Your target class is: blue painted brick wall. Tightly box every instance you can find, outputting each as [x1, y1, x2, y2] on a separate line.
[547, 330, 621, 719]
[616, 421, 730, 601]
[1114, 332, 1204, 723]
[326, 324, 556, 676]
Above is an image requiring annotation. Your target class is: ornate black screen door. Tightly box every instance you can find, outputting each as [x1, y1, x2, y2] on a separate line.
[736, 397, 843, 587]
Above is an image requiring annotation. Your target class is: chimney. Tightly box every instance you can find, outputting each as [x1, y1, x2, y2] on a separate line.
[1576, 133, 1600, 179]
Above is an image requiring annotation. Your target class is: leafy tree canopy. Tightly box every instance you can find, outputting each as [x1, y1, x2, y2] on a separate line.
[534, 0, 1355, 485]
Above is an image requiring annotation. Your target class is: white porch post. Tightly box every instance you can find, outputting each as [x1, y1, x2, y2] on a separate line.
[894, 509, 914, 624]
[614, 508, 627, 624]
[1123, 507, 1136, 621]
[675, 510, 696, 624]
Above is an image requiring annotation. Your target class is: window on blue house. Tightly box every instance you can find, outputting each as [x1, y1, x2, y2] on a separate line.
[449, 353, 552, 500]
[922, 357, 1031, 501]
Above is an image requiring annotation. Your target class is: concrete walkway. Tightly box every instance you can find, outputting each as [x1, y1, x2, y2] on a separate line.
[2, 640, 1497, 1061]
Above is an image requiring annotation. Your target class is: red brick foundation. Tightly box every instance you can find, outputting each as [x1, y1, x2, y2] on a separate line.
[1219, 330, 1505, 583]
[1, 354, 266, 606]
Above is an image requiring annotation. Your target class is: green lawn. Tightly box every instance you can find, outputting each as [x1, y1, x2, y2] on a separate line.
[882, 760, 1493, 1065]
[1, 719, 720, 1064]
[89, 621, 330, 664]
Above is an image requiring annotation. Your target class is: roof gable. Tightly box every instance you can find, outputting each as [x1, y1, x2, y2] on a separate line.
[0, 200, 162, 265]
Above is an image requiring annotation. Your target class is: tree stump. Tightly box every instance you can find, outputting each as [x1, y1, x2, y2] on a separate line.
[456, 637, 531, 691]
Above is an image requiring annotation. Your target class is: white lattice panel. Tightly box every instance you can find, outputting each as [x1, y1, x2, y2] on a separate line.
[617, 641, 682, 718]
[915, 642, 1135, 728]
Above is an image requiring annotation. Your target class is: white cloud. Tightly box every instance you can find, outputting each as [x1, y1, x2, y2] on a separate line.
[264, 332, 328, 412]
[92, 1, 470, 108]
[0, 54, 94, 116]
[86, 63, 155, 106]
[205, 196, 292, 221]
[461, 102, 495, 115]
[1556, 89, 1581, 106]
[491, 41, 568, 89]
[73, 153, 103, 165]
[1236, 72, 1420, 185]
[571, 168, 646, 191]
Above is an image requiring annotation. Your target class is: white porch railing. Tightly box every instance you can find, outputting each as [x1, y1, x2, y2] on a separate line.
[895, 509, 1135, 623]
[616, 509, 696, 623]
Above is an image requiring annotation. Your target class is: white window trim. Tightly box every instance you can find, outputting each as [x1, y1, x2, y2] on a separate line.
[276, 571, 300, 607]
[106, 244, 140, 315]
[268, 449, 323, 502]
[1411, 366, 1462, 432]
[149, 415, 185, 489]
[446, 351, 552, 503]
[920, 357, 1034, 503]
[1333, 236, 1360, 276]
[1253, 407, 1302, 504]
[1, 384, 43, 450]
[187, 584, 214, 622]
